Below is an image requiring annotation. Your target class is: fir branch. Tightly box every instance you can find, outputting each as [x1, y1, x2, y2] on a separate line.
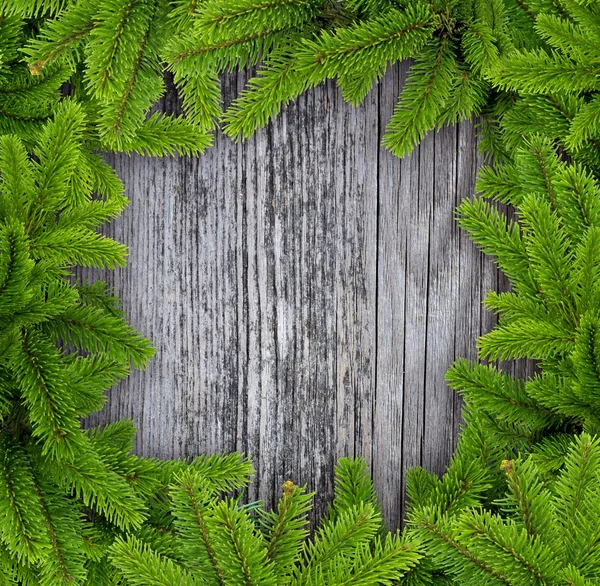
[100, 3, 158, 142]
[457, 196, 539, 298]
[25, 0, 97, 74]
[169, 469, 224, 584]
[110, 535, 198, 586]
[552, 434, 600, 572]
[41, 302, 155, 370]
[296, 5, 436, 90]
[477, 317, 575, 360]
[571, 314, 600, 413]
[566, 94, 600, 152]
[292, 502, 382, 584]
[0, 135, 35, 223]
[461, 20, 500, 75]
[169, 68, 221, 132]
[113, 112, 212, 156]
[209, 499, 277, 586]
[261, 481, 312, 579]
[31, 472, 87, 585]
[166, 27, 285, 73]
[572, 227, 600, 315]
[30, 227, 128, 269]
[446, 359, 561, 432]
[44, 440, 148, 530]
[496, 458, 557, 542]
[194, 0, 318, 39]
[456, 509, 561, 583]
[412, 512, 512, 585]
[519, 192, 577, 322]
[0, 438, 50, 564]
[222, 42, 308, 140]
[27, 100, 86, 233]
[535, 13, 600, 63]
[85, 0, 143, 98]
[0, 221, 33, 316]
[492, 49, 600, 94]
[188, 453, 254, 493]
[383, 35, 458, 157]
[329, 458, 382, 526]
[11, 329, 82, 460]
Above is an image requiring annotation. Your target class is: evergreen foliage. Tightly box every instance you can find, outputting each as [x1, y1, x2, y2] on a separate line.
[2, 0, 600, 584]
[0, 100, 156, 583]
[0, 82, 420, 583]
[8, 0, 600, 160]
[0, 0, 545, 157]
[404, 433, 600, 584]
[394, 3, 600, 577]
[109, 458, 420, 586]
[398, 138, 600, 581]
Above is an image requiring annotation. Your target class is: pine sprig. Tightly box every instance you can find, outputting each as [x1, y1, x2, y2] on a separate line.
[296, 4, 437, 100]
[383, 36, 458, 157]
[261, 480, 312, 578]
[192, 0, 319, 39]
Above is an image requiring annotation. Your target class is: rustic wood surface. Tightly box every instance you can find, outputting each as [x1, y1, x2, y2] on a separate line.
[82, 61, 532, 529]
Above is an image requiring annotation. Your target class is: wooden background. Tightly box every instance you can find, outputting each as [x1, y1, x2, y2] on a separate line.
[83, 62, 531, 529]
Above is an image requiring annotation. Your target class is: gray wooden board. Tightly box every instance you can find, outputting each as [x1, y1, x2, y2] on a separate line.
[81, 61, 530, 528]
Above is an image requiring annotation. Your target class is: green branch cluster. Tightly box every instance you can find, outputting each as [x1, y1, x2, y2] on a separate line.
[2, 0, 596, 160]
[1, 0, 600, 584]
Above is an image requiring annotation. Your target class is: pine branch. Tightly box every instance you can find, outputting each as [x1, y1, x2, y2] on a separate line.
[42, 439, 148, 530]
[296, 4, 436, 98]
[222, 41, 309, 140]
[110, 535, 198, 586]
[383, 36, 458, 157]
[169, 469, 223, 584]
[11, 329, 82, 460]
[193, 0, 319, 39]
[261, 481, 312, 579]
[492, 49, 600, 94]
[24, 0, 97, 73]
[0, 438, 51, 564]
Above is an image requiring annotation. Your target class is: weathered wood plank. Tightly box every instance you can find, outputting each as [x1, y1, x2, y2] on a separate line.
[82, 62, 508, 528]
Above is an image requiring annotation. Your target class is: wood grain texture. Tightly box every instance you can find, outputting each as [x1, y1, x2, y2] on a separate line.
[81, 61, 521, 528]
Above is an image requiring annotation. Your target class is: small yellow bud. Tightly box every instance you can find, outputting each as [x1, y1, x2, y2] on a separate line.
[29, 62, 44, 76]
[282, 480, 296, 498]
[500, 459, 514, 476]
